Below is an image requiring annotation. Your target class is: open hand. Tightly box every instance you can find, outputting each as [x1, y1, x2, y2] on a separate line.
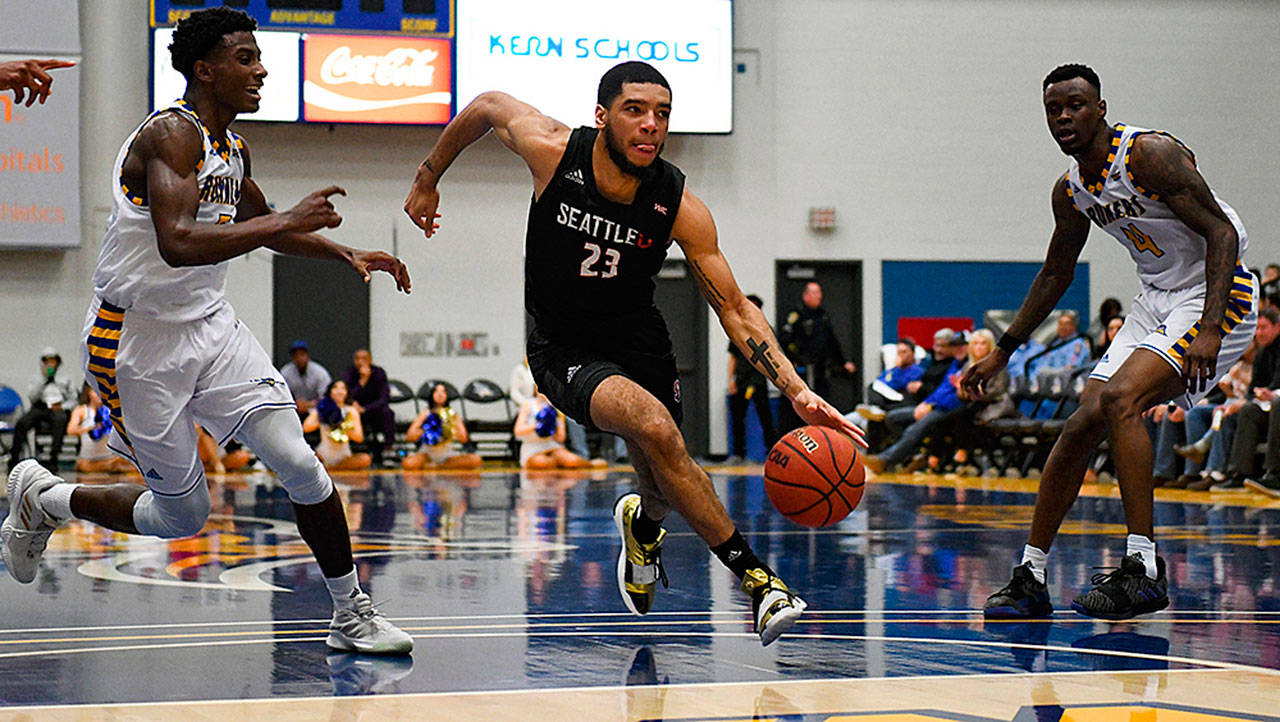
[790, 389, 867, 448]
[404, 178, 442, 238]
[350, 249, 412, 293]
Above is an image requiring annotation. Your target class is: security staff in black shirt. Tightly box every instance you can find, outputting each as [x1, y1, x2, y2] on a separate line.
[778, 282, 855, 431]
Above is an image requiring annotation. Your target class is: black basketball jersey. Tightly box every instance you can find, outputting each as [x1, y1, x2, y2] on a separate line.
[525, 126, 686, 351]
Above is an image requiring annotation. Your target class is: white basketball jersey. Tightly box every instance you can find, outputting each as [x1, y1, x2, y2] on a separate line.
[93, 100, 245, 322]
[1065, 123, 1247, 291]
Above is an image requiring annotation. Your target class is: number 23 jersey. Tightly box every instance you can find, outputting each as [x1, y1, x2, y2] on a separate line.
[1064, 122, 1247, 291]
[525, 126, 685, 349]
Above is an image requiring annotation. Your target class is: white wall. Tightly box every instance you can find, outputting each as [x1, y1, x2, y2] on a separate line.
[2, 0, 1276, 454]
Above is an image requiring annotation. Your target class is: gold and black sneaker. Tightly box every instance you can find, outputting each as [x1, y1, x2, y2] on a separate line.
[741, 568, 807, 646]
[613, 493, 668, 615]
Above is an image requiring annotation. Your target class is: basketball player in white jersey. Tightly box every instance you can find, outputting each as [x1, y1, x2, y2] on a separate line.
[963, 64, 1257, 620]
[1, 8, 413, 654]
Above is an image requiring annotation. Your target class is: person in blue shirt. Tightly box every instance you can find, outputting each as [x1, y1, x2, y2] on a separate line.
[1038, 310, 1092, 370]
[1007, 338, 1047, 380]
[848, 339, 924, 427]
[864, 332, 969, 472]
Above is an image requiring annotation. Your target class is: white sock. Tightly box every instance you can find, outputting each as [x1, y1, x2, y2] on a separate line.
[1020, 544, 1048, 584]
[324, 568, 361, 611]
[37, 483, 79, 523]
[1126, 534, 1158, 579]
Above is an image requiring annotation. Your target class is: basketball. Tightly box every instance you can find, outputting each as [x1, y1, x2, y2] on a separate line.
[764, 426, 866, 528]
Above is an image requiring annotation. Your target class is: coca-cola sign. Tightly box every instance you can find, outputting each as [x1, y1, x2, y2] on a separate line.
[304, 34, 452, 124]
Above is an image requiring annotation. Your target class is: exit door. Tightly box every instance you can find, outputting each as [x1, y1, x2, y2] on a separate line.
[774, 261, 863, 415]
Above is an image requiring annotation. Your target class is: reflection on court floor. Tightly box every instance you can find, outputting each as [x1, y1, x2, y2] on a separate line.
[0, 467, 1276, 720]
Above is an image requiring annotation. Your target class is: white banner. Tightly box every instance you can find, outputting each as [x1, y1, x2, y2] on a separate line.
[456, 0, 732, 133]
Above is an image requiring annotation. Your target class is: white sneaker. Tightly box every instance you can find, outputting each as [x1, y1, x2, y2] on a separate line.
[741, 568, 807, 646]
[2, 460, 64, 584]
[327, 592, 413, 655]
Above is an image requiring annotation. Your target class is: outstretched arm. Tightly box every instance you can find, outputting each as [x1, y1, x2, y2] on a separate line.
[138, 115, 347, 268]
[961, 175, 1091, 397]
[0, 59, 75, 106]
[674, 189, 865, 445]
[1129, 134, 1238, 394]
[236, 145, 411, 293]
[404, 91, 570, 237]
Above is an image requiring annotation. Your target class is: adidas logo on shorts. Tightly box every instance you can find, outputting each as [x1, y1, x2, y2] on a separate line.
[145, 468, 163, 481]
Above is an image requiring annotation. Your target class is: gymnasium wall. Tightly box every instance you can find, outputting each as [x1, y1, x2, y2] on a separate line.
[3, 0, 1276, 455]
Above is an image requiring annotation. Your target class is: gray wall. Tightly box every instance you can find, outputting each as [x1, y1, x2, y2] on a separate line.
[4, 0, 1277, 454]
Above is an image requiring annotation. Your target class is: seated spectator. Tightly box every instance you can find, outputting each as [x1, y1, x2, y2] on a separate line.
[303, 380, 372, 471]
[1261, 263, 1280, 300]
[1213, 307, 1280, 490]
[515, 391, 592, 469]
[850, 338, 924, 427]
[197, 425, 252, 474]
[403, 383, 482, 471]
[864, 331, 970, 473]
[1087, 297, 1123, 350]
[1095, 314, 1125, 361]
[1006, 337, 1047, 381]
[1038, 310, 1092, 370]
[1168, 357, 1249, 487]
[343, 349, 394, 467]
[65, 385, 133, 474]
[279, 339, 331, 420]
[8, 347, 75, 472]
[931, 329, 1016, 470]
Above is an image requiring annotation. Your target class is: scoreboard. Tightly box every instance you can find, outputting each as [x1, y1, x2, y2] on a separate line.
[150, 0, 454, 36]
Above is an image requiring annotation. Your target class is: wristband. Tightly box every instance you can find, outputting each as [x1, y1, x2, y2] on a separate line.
[997, 332, 1026, 355]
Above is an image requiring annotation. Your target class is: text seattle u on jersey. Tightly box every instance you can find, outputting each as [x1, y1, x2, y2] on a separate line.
[556, 202, 656, 249]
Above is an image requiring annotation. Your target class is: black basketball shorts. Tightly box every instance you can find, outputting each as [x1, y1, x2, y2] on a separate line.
[526, 327, 683, 431]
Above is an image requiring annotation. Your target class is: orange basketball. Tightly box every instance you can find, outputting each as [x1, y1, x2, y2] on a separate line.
[764, 425, 866, 528]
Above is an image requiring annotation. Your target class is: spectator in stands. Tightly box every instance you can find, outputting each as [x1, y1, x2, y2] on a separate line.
[1039, 310, 1092, 370]
[1178, 357, 1253, 490]
[862, 329, 956, 450]
[1088, 297, 1123, 349]
[1006, 337, 1047, 381]
[864, 331, 970, 473]
[343, 349, 394, 467]
[65, 385, 133, 474]
[777, 282, 856, 432]
[963, 330, 1015, 424]
[403, 383, 482, 471]
[197, 425, 252, 474]
[1144, 403, 1183, 487]
[1095, 315, 1125, 361]
[515, 390, 593, 469]
[8, 347, 75, 472]
[727, 294, 779, 462]
[1214, 307, 1280, 490]
[1260, 263, 1280, 300]
[279, 340, 331, 420]
[852, 338, 923, 425]
[303, 380, 372, 471]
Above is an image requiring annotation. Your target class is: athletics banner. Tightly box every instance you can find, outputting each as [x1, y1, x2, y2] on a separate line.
[0, 0, 81, 249]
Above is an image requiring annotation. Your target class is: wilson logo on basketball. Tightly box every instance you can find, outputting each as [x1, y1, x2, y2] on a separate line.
[793, 429, 819, 453]
[303, 34, 452, 124]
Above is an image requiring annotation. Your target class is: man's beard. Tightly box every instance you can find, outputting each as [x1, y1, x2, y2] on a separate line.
[603, 124, 661, 182]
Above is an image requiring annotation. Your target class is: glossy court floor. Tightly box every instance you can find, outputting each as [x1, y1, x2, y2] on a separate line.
[0, 464, 1277, 721]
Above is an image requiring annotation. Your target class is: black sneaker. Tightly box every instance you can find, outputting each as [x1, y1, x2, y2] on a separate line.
[1070, 553, 1168, 620]
[1244, 472, 1280, 499]
[983, 562, 1053, 619]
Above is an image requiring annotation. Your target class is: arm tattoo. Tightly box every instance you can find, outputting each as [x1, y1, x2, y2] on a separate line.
[687, 257, 728, 311]
[746, 338, 780, 380]
[420, 158, 437, 174]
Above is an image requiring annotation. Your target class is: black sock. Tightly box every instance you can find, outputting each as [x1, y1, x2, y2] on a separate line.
[630, 506, 663, 544]
[711, 530, 771, 580]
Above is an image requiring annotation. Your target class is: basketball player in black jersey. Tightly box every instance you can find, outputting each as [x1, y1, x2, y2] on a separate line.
[404, 61, 864, 645]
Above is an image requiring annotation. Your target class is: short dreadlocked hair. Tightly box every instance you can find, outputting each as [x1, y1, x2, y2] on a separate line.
[169, 7, 258, 81]
[1043, 63, 1101, 94]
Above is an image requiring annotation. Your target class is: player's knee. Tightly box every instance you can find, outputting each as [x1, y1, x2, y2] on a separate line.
[138, 487, 211, 538]
[633, 415, 683, 456]
[1098, 382, 1140, 418]
[272, 441, 334, 506]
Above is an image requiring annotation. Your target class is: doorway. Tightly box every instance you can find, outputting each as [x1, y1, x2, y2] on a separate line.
[774, 260, 863, 415]
[655, 260, 710, 457]
[272, 255, 371, 375]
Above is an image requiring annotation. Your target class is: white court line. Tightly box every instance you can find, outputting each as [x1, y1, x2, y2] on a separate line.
[0, 608, 1276, 635]
[0, 640, 1271, 714]
[0, 628, 1276, 677]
